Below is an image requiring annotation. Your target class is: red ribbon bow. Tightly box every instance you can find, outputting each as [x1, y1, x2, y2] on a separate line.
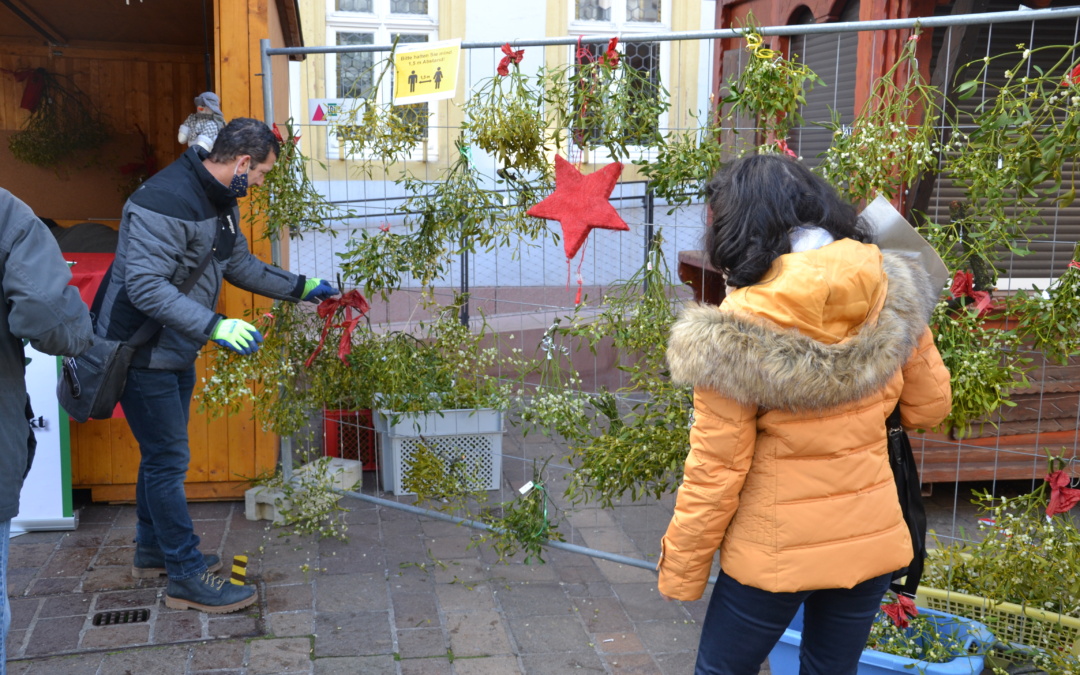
[272, 123, 301, 145]
[304, 290, 370, 368]
[2, 67, 45, 112]
[775, 138, 798, 158]
[1063, 64, 1080, 87]
[949, 270, 995, 318]
[601, 37, 620, 68]
[497, 43, 525, 77]
[881, 595, 919, 628]
[1046, 470, 1080, 516]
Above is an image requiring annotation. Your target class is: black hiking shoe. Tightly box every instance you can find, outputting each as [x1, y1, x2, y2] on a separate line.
[131, 547, 223, 579]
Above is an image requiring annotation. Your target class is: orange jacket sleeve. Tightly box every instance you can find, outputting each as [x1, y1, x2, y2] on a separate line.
[899, 326, 952, 430]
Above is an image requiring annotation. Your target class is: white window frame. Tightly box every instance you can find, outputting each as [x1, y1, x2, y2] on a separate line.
[567, 1, 672, 162]
[325, 0, 439, 162]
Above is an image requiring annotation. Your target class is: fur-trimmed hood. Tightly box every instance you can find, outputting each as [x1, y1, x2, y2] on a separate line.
[667, 241, 938, 412]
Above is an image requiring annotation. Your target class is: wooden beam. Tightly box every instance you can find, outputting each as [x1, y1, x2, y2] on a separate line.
[0, 0, 66, 45]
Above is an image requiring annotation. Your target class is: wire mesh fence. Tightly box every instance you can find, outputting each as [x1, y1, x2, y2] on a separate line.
[247, 5, 1080, 573]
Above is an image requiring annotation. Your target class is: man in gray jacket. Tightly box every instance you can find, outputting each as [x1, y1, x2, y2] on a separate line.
[0, 188, 94, 670]
[94, 118, 338, 613]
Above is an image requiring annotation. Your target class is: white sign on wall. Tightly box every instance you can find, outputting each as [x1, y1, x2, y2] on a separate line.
[13, 344, 75, 533]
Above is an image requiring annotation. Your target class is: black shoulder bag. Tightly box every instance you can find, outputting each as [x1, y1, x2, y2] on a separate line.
[887, 403, 928, 599]
[57, 251, 214, 423]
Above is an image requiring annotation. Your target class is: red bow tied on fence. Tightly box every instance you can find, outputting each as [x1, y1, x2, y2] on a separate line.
[949, 270, 995, 318]
[601, 37, 620, 68]
[1046, 470, 1080, 516]
[304, 290, 371, 368]
[497, 43, 524, 77]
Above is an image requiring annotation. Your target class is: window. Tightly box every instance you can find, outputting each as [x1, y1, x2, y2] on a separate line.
[326, 0, 438, 161]
[569, 0, 669, 159]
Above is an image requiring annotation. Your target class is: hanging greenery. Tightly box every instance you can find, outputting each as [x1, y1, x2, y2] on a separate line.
[248, 119, 352, 241]
[8, 67, 110, 168]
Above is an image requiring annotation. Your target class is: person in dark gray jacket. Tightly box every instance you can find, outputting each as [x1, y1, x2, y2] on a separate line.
[0, 188, 94, 670]
[94, 118, 338, 614]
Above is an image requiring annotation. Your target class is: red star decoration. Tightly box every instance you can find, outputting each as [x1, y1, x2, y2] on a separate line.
[528, 155, 629, 259]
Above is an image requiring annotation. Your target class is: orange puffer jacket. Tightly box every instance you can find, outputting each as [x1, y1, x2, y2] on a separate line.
[657, 239, 951, 600]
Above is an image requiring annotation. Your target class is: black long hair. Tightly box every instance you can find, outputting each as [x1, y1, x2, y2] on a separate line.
[704, 154, 870, 288]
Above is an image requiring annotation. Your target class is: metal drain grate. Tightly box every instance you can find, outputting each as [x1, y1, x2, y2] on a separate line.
[91, 608, 150, 626]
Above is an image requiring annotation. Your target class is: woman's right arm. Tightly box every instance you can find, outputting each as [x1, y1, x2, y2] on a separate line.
[899, 326, 952, 430]
[657, 391, 757, 601]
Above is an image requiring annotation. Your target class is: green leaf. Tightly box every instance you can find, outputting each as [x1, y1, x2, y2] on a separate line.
[1058, 186, 1076, 208]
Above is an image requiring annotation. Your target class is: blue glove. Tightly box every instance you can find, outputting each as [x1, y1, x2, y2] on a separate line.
[303, 278, 340, 303]
[211, 318, 263, 355]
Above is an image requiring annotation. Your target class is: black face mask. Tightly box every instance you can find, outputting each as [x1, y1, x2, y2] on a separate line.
[228, 170, 249, 198]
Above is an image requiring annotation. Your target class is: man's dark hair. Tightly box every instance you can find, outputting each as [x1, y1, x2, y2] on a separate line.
[704, 154, 870, 288]
[207, 117, 280, 164]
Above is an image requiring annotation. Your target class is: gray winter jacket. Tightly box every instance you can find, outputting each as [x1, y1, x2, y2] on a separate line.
[0, 189, 94, 522]
[95, 148, 306, 370]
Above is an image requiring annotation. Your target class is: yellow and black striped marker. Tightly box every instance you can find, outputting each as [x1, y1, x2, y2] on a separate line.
[230, 555, 248, 585]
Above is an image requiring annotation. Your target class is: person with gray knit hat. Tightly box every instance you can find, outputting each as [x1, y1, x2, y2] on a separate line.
[177, 92, 225, 152]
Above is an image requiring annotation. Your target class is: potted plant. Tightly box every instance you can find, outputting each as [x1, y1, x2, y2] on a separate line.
[918, 457, 1080, 672]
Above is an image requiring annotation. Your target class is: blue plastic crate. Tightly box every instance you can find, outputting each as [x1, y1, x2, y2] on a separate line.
[768, 606, 994, 675]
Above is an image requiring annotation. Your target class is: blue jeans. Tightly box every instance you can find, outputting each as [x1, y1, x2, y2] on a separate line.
[694, 569, 891, 675]
[2, 518, 9, 675]
[121, 367, 204, 580]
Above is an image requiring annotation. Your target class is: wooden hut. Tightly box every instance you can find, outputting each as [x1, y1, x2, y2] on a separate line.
[0, 0, 302, 501]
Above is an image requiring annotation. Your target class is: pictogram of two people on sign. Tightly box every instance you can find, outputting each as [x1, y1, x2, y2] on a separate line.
[407, 67, 443, 92]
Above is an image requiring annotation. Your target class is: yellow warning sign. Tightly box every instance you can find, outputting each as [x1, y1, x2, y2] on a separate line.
[393, 38, 461, 105]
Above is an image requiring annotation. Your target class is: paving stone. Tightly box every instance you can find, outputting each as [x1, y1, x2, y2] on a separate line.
[313, 655, 396, 674]
[97, 645, 189, 674]
[22, 615, 83, 656]
[635, 619, 702, 654]
[570, 597, 634, 633]
[496, 582, 574, 618]
[6, 568, 36, 596]
[11, 653, 103, 674]
[445, 611, 512, 658]
[603, 651, 662, 674]
[153, 611, 204, 642]
[399, 657, 452, 674]
[555, 562, 608, 585]
[4, 657, 31, 674]
[654, 649, 699, 675]
[518, 651, 606, 674]
[594, 632, 646, 654]
[481, 561, 557, 583]
[103, 528, 137, 547]
[313, 611, 393, 658]
[396, 627, 447, 658]
[267, 583, 314, 613]
[319, 549, 386, 575]
[81, 566, 141, 593]
[9, 597, 40, 629]
[76, 504, 121, 525]
[93, 546, 135, 567]
[391, 592, 440, 629]
[248, 637, 313, 674]
[434, 582, 496, 613]
[261, 563, 316, 585]
[26, 576, 80, 597]
[38, 594, 92, 619]
[206, 612, 262, 639]
[189, 638, 247, 671]
[7, 544, 56, 570]
[80, 623, 150, 649]
[431, 558, 487, 585]
[189, 501, 235, 520]
[94, 589, 160, 610]
[612, 582, 687, 621]
[41, 548, 95, 578]
[269, 611, 315, 637]
[506, 614, 592, 654]
[314, 575, 388, 613]
[594, 560, 657, 584]
[6, 627, 25, 656]
[56, 527, 110, 550]
[449, 655, 521, 675]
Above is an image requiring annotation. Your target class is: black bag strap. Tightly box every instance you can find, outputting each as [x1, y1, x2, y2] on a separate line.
[886, 404, 928, 598]
[126, 250, 215, 348]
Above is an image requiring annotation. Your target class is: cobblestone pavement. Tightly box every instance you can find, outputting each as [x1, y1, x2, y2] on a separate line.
[4, 425, 993, 675]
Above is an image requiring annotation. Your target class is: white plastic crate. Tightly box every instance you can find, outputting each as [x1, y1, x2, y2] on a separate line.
[374, 408, 504, 496]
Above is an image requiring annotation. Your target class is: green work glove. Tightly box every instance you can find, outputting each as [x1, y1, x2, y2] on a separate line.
[302, 278, 340, 303]
[211, 318, 263, 355]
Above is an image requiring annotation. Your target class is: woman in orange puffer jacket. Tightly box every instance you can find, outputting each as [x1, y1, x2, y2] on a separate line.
[657, 154, 951, 675]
